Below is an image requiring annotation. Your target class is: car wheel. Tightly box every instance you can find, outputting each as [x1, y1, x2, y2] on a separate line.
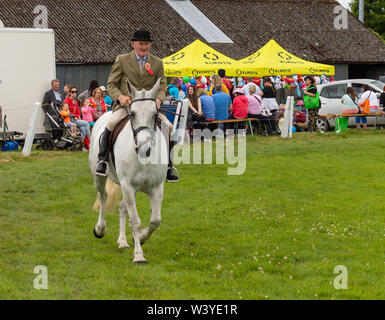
[315, 117, 330, 132]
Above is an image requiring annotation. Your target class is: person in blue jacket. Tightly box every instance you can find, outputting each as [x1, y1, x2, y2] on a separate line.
[168, 77, 180, 100]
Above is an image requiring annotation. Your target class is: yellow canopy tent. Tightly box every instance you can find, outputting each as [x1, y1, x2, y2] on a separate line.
[236, 39, 335, 77]
[162, 39, 240, 77]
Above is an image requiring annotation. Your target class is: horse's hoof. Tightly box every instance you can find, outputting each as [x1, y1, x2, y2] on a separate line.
[118, 243, 130, 249]
[134, 260, 147, 265]
[93, 227, 104, 239]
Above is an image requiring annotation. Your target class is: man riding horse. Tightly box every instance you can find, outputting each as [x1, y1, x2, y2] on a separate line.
[95, 29, 179, 182]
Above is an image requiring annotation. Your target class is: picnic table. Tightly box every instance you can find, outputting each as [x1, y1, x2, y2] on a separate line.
[319, 112, 385, 133]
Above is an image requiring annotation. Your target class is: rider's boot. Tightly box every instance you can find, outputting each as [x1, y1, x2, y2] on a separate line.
[166, 139, 179, 182]
[95, 128, 112, 176]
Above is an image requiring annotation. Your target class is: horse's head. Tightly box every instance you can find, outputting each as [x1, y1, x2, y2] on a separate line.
[126, 78, 161, 158]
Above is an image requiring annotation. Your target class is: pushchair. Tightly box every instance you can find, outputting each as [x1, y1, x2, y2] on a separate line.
[41, 103, 83, 151]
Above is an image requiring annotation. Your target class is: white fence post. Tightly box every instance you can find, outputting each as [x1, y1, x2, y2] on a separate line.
[288, 97, 294, 138]
[22, 102, 41, 156]
[177, 99, 188, 145]
[281, 96, 294, 138]
[172, 99, 189, 145]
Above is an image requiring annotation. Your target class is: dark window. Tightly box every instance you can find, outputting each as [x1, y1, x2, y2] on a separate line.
[352, 83, 378, 99]
[320, 84, 347, 99]
[351, 83, 363, 98]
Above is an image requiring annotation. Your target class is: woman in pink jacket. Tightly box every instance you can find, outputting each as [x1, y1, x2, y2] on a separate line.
[81, 99, 95, 127]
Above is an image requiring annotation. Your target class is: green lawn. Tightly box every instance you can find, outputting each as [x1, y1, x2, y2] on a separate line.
[0, 129, 384, 300]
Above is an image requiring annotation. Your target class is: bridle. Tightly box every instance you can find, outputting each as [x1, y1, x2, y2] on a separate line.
[128, 98, 159, 156]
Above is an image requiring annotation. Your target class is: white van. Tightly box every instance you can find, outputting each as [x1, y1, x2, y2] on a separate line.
[0, 28, 56, 137]
[315, 79, 385, 131]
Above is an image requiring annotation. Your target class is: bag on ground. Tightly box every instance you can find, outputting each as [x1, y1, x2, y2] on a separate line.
[335, 117, 348, 132]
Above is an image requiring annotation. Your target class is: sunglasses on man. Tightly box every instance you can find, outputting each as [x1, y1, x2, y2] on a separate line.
[71, 91, 77, 93]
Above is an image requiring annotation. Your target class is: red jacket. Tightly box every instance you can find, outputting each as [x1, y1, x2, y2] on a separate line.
[64, 97, 81, 119]
[232, 95, 248, 118]
[295, 112, 306, 123]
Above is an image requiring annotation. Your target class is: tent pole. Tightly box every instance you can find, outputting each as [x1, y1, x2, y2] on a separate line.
[359, 0, 364, 23]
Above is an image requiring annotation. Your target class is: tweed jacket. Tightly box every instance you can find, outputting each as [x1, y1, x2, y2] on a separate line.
[107, 51, 167, 111]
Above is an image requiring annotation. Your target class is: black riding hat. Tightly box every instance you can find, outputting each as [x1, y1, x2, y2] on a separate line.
[131, 29, 153, 42]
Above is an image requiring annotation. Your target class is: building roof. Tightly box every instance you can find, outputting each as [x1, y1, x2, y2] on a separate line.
[1, 0, 384, 64]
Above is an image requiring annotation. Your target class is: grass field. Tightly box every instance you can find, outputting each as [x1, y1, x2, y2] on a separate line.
[0, 129, 384, 300]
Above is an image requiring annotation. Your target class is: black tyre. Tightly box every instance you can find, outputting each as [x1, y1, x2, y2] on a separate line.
[41, 139, 55, 151]
[77, 141, 84, 151]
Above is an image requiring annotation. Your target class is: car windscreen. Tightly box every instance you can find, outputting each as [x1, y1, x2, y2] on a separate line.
[370, 80, 385, 91]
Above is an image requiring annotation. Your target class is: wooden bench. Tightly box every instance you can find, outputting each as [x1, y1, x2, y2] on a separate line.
[207, 118, 263, 135]
[319, 112, 384, 118]
[319, 112, 385, 132]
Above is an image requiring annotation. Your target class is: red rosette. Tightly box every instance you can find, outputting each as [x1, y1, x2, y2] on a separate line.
[145, 63, 154, 75]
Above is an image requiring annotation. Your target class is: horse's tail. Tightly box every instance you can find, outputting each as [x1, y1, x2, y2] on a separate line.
[92, 178, 122, 213]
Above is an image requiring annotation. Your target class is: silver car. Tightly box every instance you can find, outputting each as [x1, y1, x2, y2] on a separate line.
[315, 79, 385, 131]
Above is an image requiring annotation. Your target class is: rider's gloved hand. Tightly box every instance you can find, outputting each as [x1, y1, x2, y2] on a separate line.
[156, 98, 162, 110]
[118, 95, 132, 107]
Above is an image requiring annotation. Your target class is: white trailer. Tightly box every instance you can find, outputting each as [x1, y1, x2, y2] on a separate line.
[0, 28, 56, 138]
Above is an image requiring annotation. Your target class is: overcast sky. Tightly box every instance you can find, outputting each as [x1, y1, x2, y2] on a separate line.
[337, 0, 353, 9]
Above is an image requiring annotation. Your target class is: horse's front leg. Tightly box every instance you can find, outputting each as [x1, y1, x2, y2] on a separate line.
[117, 200, 130, 249]
[121, 183, 146, 264]
[140, 183, 163, 244]
[94, 175, 107, 238]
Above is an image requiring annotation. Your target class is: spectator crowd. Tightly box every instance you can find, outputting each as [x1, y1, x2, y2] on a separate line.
[166, 70, 328, 136]
[42, 79, 113, 150]
[166, 70, 385, 136]
[42, 70, 385, 150]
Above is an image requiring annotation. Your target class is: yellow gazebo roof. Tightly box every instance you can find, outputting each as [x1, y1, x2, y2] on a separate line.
[162, 39, 239, 77]
[236, 39, 335, 77]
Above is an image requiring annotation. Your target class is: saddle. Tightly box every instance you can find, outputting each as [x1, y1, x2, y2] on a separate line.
[109, 115, 130, 147]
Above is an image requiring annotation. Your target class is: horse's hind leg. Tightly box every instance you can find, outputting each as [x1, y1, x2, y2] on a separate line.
[117, 200, 130, 249]
[121, 184, 146, 264]
[140, 183, 163, 244]
[94, 175, 108, 238]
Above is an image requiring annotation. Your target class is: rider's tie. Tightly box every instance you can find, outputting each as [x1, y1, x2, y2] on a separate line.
[139, 57, 143, 72]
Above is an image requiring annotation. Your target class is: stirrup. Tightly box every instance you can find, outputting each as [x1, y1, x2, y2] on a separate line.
[95, 160, 108, 177]
[166, 165, 179, 182]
